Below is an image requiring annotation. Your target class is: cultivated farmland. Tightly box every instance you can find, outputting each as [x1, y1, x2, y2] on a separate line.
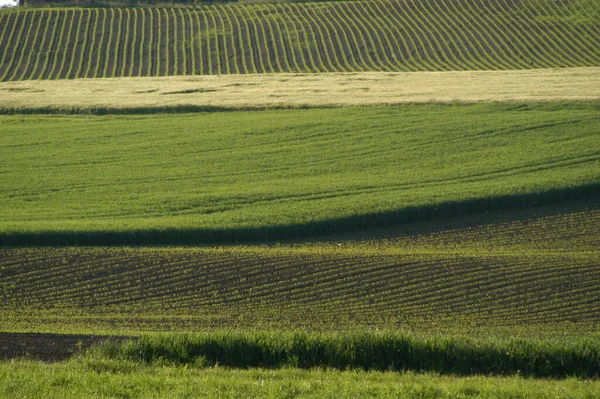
[0, 103, 598, 245]
[1, 0, 599, 394]
[1, 200, 598, 335]
[0, 0, 599, 81]
[1, 68, 599, 112]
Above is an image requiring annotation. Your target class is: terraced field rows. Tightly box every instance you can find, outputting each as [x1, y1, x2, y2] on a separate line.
[0, 0, 599, 81]
[1, 204, 598, 332]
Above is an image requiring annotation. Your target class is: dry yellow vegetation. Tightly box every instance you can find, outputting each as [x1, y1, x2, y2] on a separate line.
[1, 68, 599, 111]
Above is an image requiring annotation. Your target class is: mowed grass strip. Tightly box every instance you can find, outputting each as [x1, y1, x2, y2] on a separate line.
[2, 362, 600, 399]
[0, 103, 599, 245]
[0, 201, 598, 334]
[0, 0, 599, 81]
[1, 68, 599, 112]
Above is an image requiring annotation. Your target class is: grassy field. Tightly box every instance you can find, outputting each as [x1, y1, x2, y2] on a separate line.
[1, 68, 599, 112]
[0, 0, 599, 81]
[1, 102, 598, 245]
[1, 0, 599, 393]
[3, 361, 599, 399]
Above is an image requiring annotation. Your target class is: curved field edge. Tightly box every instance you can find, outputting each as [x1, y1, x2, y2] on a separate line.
[1, 103, 599, 245]
[2, 364, 599, 399]
[1, 183, 598, 246]
[1, 69, 600, 112]
[0, 0, 599, 81]
[1, 201, 598, 334]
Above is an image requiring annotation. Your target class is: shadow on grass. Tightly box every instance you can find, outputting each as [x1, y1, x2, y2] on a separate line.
[91, 332, 600, 378]
[0, 104, 318, 115]
[1, 183, 598, 247]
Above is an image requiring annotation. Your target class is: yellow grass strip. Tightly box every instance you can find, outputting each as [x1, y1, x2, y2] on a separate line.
[0, 67, 598, 110]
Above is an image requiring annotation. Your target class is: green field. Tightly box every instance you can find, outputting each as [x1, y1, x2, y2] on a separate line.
[3, 362, 599, 399]
[1, 0, 600, 395]
[1, 199, 598, 334]
[0, 0, 599, 81]
[1, 102, 598, 245]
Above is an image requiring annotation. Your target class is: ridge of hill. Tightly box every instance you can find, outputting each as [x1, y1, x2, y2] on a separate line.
[0, 0, 599, 81]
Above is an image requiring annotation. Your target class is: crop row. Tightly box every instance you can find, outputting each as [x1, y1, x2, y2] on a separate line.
[0, 0, 599, 81]
[1, 206, 598, 331]
[1, 250, 598, 330]
[352, 200, 600, 253]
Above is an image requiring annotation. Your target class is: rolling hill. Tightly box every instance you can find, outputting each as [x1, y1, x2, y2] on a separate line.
[0, 0, 599, 81]
[1, 103, 598, 245]
[1, 2, 600, 393]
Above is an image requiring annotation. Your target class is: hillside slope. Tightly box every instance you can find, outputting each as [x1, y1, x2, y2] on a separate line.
[1, 103, 599, 245]
[0, 0, 599, 81]
[1, 200, 598, 334]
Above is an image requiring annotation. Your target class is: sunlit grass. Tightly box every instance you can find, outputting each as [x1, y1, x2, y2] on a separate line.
[1, 102, 598, 245]
[1, 359, 599, 399]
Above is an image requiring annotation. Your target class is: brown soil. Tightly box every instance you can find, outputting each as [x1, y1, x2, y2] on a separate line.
[0, 332, 125, 362]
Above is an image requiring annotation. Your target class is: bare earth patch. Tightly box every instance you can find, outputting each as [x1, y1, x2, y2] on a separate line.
[0, 333, 123, 362]
[0, 68, 598, 111]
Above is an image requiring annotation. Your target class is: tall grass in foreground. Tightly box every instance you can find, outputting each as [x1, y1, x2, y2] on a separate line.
[89, 332, 600, 378]
[2, 362, 599, 399]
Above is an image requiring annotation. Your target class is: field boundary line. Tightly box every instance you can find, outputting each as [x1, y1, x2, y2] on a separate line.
[0, 183, 597, 247]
